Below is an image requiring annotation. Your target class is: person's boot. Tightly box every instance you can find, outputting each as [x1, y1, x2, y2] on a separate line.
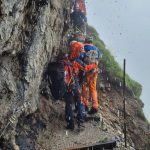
[66, 121, 74, 130]
[85, 105, 89, 112]
[73, 109, 78, 113]
[88, 107, 98, 114]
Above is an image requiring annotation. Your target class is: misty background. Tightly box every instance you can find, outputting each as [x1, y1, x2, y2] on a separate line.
[86, 0, 150, 121]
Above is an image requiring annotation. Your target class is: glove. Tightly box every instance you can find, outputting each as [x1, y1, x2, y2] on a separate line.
[95, 60, 99, 65]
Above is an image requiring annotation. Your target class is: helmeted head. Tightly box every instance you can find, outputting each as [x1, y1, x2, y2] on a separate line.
[75, 4, 80, 11]
[69, 42, 84, 60]
[84, 37, 93, 43]
[75, 35, 85, 43]
[70, 40, 77, 46]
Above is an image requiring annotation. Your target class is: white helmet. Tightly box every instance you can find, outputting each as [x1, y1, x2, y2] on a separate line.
[75, 3, 80, 9]
[70, 40, 77, 46]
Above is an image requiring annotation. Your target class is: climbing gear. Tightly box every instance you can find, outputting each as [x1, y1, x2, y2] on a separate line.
[75, 26, 85, 35]
[47, 59, 74, 100]
[84, 37, 93, 43]
[86, 50, 99, 63]
[0, 101, 31, 138]
[84, 44, 100, 62]
[85, 63, 98, 73]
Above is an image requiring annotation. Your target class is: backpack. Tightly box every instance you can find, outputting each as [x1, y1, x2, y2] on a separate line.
[84, 44, 100, 63]
[47, 60, 73, 100]
[86, 50, 99, 63]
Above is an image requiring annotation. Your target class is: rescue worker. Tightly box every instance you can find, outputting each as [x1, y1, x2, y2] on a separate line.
[68, 32, 86, 46]
[65, 41, 86, 130]
[75, 0, 87, 15]
[62, 57, 75, 130]
[82, 37, 100, 114]
[69, 41, 86, 118]
[65, 40, 99, 129]
[70, 4, 87, 32]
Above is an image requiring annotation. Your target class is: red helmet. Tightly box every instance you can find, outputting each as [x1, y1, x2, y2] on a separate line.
[69, 42, 84, 60]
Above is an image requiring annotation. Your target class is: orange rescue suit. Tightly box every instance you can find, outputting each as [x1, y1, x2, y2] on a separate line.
[82, 63, 99, 110]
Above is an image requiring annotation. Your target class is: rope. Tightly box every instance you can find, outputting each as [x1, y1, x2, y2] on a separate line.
[0, 101, 31, 138]
[68, 66, 75, 88]
[0, 122, 11, 138]
[75, 26, 84, 34]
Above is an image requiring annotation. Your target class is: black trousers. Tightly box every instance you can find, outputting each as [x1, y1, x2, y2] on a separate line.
[65, 91, 74, 125]
[65, 87, 83, 126]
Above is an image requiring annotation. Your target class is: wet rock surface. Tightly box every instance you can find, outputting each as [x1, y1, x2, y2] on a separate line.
[0, 0, 70, 149]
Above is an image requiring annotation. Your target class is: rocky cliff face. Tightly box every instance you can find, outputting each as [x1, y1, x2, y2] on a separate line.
[0, 0, 70, 149]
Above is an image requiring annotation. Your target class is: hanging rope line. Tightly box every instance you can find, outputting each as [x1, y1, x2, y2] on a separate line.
[0, 101, 31, 138]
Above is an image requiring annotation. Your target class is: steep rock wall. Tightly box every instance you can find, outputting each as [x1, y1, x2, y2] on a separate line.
[0, 0, 70, 147]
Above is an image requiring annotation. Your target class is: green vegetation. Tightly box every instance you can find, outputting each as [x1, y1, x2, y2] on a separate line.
[86, 25, 142, 98]
[137, 108, 147, 121]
